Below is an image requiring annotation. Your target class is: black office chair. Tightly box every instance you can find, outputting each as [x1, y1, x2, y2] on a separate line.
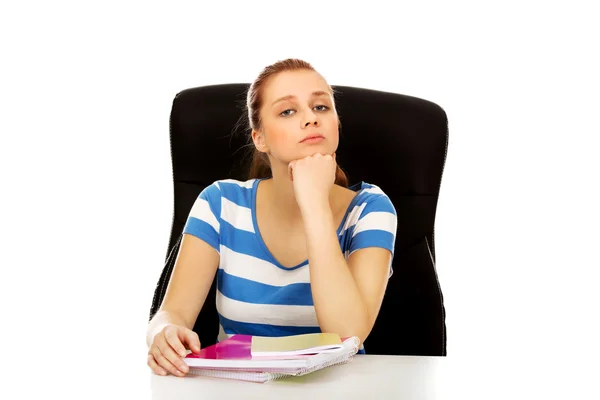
[149, 83, 448, 356]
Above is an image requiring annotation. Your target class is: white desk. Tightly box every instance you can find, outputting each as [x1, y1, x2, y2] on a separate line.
[150, 355, 442, 399]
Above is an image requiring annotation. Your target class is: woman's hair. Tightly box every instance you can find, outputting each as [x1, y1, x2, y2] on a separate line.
[244, 58, 348, 187]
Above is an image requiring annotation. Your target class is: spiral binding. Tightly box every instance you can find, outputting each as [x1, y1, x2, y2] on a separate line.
[186, 337, 360, 383]
[267, 337, 359, 381]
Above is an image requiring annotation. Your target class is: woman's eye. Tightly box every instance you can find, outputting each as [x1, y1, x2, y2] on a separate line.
[279, 105, 329, 117]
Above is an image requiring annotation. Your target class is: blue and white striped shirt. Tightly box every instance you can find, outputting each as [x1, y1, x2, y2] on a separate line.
[183, 178, 397, 353]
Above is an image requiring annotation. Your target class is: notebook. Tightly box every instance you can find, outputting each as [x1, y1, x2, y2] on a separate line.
[183, 333, 360, 383]
[251, 332, 343, 357]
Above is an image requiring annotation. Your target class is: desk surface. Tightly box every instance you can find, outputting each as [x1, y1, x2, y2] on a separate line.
[150, 355, 442, 399]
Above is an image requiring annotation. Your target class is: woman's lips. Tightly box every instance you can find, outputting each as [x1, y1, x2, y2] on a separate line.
[301, 135, 325, 143]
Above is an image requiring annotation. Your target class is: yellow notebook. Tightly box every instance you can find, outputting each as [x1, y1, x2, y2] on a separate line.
[250, 333, 343, 357]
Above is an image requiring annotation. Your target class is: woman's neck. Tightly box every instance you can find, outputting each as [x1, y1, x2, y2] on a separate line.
[262, 161, 339, 221]
[261, 163, 304, 221]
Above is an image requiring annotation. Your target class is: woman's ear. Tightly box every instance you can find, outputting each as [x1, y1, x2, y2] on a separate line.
[252, 129, 269, 154]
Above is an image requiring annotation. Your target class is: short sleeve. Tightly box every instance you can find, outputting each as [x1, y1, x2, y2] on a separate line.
[182, 182, 222, 253]
[348, 194, 398, 275]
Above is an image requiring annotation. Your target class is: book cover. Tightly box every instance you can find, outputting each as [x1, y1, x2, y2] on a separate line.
[251, 333, 343, 357]
[184, 335, 313, 370]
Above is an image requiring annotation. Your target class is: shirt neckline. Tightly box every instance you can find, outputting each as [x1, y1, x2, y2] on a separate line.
[250, 178, 365, 271]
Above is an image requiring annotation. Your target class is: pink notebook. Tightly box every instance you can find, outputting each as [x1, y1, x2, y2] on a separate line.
[183, 334, 360, 381]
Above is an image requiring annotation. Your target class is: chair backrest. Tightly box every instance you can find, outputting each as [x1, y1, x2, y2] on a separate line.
[149, 83, 448, 356]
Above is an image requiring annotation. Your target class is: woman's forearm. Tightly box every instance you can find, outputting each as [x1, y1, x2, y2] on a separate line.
[302, 201, 370, 343]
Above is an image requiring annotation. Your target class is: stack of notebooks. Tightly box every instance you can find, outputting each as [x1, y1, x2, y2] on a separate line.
[183, 333, 360, 383]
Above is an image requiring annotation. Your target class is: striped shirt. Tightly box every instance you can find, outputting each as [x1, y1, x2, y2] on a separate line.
[182, 178, 397, 353]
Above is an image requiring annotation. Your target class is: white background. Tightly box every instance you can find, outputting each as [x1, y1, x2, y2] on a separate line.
[1, 1, 598, 398]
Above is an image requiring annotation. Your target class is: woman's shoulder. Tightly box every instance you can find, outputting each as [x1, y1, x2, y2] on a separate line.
[347, 181, 390, 199]
[200, 178, 259, 197]
[208, 178, 258, 190]
[200, 178, 259, 210]
[348, 181, 396, 215]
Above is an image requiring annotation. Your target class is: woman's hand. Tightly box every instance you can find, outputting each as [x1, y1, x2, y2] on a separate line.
[288, 152, 337, 211]
[147, 324, 201, 377]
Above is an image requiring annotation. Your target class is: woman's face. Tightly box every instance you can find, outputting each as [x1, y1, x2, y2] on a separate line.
[253, 69, 339, 164]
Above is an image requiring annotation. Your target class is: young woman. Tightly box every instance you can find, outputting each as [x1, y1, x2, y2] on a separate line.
[146, 59, 398, 377]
